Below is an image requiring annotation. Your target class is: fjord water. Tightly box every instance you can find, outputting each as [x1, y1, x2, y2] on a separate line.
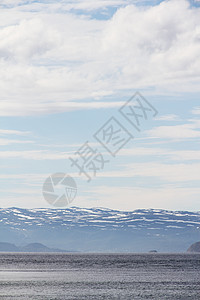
[0, 253, 199, 299]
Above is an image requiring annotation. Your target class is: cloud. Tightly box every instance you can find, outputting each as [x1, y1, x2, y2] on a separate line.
[119, 146, 200, 161]
[0, 129, 30, 136]
[0, 150, 71, 160]
[0, 139, 33, 146]
[0, 0, 199, 116]
[147, 121, 200, 139]
[80, 185, 200, 211]
[1, 183, 200, 210]
[0, 0, 129, 10]
[97, 162, 200, 183]
[0, 129, 33, 145]
[191, 107, 200, 115]
[155, 114, 181, 121]
[0, 100, 124, 116]
[0, 169, 200, 210]
[0, 18, 60, 62]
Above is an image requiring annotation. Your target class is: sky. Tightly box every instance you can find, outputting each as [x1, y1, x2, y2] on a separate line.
[0, 0, 200, 211]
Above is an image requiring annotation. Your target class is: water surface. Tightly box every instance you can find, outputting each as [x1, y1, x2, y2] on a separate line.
[0, 253, 199, 299]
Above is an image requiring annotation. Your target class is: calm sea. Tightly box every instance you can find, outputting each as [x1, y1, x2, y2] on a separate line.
[0, 253, 199, 299]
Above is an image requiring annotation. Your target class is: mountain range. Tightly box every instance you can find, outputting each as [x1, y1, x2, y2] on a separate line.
[0, 207, 200, 252]
[0, 242, 66, 252]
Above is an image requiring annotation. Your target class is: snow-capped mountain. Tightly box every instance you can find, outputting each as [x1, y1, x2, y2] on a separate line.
[0, 207, 200, 252]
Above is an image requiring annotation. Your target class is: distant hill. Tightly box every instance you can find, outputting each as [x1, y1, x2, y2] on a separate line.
[20, 243, 67, 253]
[0, 242, 19, 252]
[0, 207, 200, 252]
[187, 241, 200, 253]
[0, 242, 67, 253]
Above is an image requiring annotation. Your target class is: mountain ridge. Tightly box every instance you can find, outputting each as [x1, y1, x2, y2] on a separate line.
[0, 242, 68, 252]
[0, 207, 199, 252]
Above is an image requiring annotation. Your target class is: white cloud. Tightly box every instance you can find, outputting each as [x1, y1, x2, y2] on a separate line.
[1, 184, 200, 210]
[0, 170, 200, 210]
[0, 0, 130, 10]
[62, 0, 129, 11]
[155, 114, 181, 121]
[148, 121, 200, 139]
[0, 129, 30, 136]
[0, 129, 33, 145]
[0, 0, 199, 116]
[119, 146, 200, 161]
[0, 150, 71, 160]
[80, 185, 200, 211]
[0, 173, 46, 180]
[191, 107, 200, 115]
[98, 162, 200, 182]
[0, 139, 33, 146]
[0, 100, 124, 116]
[0, 18, 60, 62]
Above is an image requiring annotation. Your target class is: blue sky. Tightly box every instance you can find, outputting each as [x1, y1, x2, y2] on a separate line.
[0, 0, 200, 210]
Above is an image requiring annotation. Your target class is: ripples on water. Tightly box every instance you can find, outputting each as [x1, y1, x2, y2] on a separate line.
[0, 253, 199, 299]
